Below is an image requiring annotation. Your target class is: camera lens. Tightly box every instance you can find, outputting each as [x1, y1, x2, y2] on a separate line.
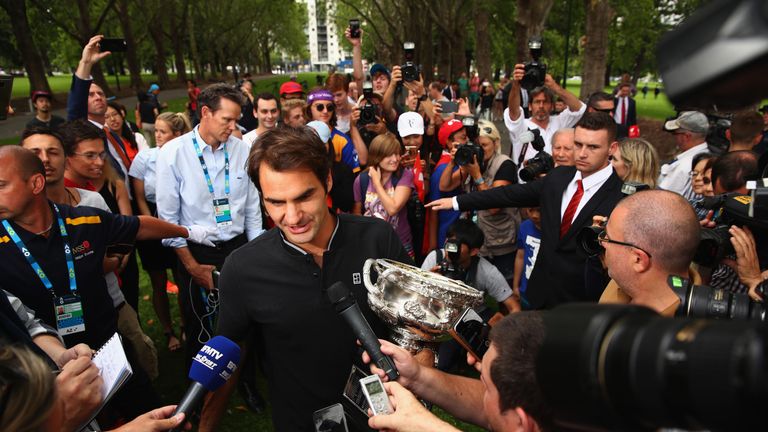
[577, 226, 604, 256]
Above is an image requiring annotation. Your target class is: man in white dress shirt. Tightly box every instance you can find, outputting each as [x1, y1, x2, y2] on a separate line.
[658, 111, 710, 200]
[156, 83, 264, 366]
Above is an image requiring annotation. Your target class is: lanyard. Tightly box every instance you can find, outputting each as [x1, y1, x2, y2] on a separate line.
[191, 127, 230, 196]
[2, 204, 77, 296]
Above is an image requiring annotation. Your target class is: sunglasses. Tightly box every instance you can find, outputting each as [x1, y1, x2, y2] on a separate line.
[592, 107, 614, 114]
[313, 103, 335, 112]
[597, 229, 653, 258]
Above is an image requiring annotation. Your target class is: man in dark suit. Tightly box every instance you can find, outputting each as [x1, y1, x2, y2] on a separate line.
[613, 83, 637, 139]
[428, 112, 625, 309]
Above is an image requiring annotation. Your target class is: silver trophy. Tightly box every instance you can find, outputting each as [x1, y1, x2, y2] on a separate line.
[362, 258, 483, 355]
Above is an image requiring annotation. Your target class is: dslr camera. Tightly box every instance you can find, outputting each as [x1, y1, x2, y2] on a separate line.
[438, 240, 466, 281]
[453, 117, 486, 172]
[521, 36, 547, 91]
[401, 42, 420, 82]
[358, 80, 378, 126]
[518, 129, 552, 182]
[668, 275, 765, 321]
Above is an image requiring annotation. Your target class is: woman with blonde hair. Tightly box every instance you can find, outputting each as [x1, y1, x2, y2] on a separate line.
[610, 137, 660, 188]
[129, 111, 191, 351]
[353, 132, 415, 258]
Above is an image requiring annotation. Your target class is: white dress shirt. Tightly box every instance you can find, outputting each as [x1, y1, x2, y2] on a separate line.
[242, 129, 259, 148]
[657, 142, 708, 201]
[614, 97, 628, 124]
[504, 102, 587, 171]
[156, 127, 264, 248]
[128, 148, 159, 203]
[560, 163, 615, 221]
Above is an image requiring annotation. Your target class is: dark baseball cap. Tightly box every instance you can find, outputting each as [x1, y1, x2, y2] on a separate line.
[31, 90, 52, 102]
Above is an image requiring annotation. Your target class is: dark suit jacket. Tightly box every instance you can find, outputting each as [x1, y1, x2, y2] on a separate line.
[457, 166, 624, 309]
[614, 96, 637, 139]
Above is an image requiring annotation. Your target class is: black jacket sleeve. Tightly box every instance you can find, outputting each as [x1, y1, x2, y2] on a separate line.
[457, 176, 544, 211]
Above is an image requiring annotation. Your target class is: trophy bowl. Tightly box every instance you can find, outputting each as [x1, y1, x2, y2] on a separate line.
[363, 258, 483, 354]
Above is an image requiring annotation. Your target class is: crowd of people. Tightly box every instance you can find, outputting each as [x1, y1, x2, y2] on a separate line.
[2, 25, 768, 432]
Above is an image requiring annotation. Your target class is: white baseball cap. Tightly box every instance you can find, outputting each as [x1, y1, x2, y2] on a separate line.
[307, 121, 331, 144]
[397, 112, 424, 137]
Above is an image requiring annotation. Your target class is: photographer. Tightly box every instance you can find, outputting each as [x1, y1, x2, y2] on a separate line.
[362, 313, 553, 432]
[421, 219, 521, 369]
[598, 190, 701, 315]
[505, 62, 586, 168]
[429, 119, 470, 249]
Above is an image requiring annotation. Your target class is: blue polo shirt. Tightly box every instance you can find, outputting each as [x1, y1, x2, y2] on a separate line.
[0, 202, 139, 348]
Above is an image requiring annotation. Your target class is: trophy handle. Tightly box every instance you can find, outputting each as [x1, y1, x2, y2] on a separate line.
[362, 258, 379, 294]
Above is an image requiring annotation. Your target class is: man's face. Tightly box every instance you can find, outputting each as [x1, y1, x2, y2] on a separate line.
[241, 81, 253, 94]
[554, 100, 566, 113]
[589, 100, 614, 114]
[480, 345, 508, 432]
[529, 93, 552, 122]
[332, 90, 348, 108]
[67, 138, 106, 181]
[0, 157, 37, 220]
[34, 97, 51, 114]
[573, 127, 614, 177]
[618, 86, 631, 98]
[429, 86, 441, 100]
[284, 106, 306, 128]
[88, 83, 107, 118]
[446, 236, 473, 269]
[255, 98, 279, 129]
[260, 165, 332, 248]
[552, 133, 575, 167]
[603, 207, 633, 287]
[372, 72, 390, 93]
[201, 98, 241, 143]
[21, 134, 66, 184]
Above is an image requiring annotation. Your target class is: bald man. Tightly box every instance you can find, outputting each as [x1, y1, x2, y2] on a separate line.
[599, 190, 700, 315]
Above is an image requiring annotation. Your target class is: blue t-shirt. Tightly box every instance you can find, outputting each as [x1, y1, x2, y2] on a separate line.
[428, 162, 461, 247]
[516, 219, 542, 295]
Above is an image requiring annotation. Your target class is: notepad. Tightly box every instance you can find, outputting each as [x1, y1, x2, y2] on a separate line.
[77, 332, 133, 431]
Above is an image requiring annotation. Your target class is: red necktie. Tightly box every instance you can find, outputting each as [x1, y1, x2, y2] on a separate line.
[621, 98, 627, 125]
[560, 179, 583, 239]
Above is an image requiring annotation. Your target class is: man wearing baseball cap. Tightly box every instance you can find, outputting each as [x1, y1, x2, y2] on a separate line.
[658, 110, 710, 200]
[279, 81, 304, 105]
[26, 91, 65, 130]
[427, 119, 468, 249]
[369, 63, 391, 94]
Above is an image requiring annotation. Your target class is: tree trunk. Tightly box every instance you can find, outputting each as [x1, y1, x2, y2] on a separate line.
[147, 12, 171, 87]
[437, 34, 450, 80]
[420, 13, 434, 82]
[580, 0, 614, 99]
[515, 0, 555, 63]
[474, 1, 491, 84]
[0, 0, 51, 95]
[169, 0, 188, 84]
[116, 0, 144, 90]
[187, 6, 204, 81]
[450, 32, 466, 83]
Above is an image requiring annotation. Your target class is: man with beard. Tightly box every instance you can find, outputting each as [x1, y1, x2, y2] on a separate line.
[26, 91, 65, 130]
[504, 63, 586, 174]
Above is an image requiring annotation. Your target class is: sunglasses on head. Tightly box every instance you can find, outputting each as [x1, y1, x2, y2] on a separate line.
[592, 107, 614, 114]
[313, 103, 335, 112]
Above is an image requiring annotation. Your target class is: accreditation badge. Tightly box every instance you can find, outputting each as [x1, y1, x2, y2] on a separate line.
[55, 294, 86, 336]
[213, 198, 233, 227]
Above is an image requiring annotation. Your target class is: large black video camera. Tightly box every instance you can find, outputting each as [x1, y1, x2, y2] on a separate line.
[401, 42, 420, 83]
[521, 36, 547, 91]
[453, 117, 486, 172]
[518, 129, 551, 182]
[694, 186, 768, 267]
[537, 303, 768, 432]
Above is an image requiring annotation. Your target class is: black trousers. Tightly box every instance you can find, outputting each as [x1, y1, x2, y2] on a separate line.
[177, 234, 247, 371]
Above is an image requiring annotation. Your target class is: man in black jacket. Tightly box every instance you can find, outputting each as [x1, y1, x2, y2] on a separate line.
[428, 112, 624, 308]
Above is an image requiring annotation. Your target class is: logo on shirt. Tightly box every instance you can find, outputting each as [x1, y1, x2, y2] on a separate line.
[72, 240, 94, 260]
[352, 273, 361, 285]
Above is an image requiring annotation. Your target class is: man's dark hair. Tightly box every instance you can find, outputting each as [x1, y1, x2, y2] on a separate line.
[247, 127, 331, 192]
[529, 86, 554, 105]
[0, 146, 45, 180]
[58, 120, 105, 156]
[729, 111, 764, 145]
[587, 91, 613, 110]
[711, 150, 758, 192]
[255, 92, 277, 110]
[446, 219, 484, 249]
[489, 312, 553, 431]
[198, 83, 245, 114]
[576, 111, 617, 144]
[20, 126, 64, 149]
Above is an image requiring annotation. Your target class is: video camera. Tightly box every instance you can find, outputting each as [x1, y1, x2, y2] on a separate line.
[537, 303, 768, 432]
[521, 36, 547, 91]
[518, 129, 552, 182]
[453, 117, 486, 172]
[694, 184, 768, 267]
[401, 42, 420, 83]
[358, 80, 378, 126]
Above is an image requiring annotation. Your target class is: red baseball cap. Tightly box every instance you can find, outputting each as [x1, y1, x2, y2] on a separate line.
[279, 81, 304, 96]
[31, 90, 52, 102]
[437, 119, 464, 147]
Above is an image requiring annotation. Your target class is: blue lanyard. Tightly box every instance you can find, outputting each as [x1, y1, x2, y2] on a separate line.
[2, 204, 77, 296]
[191, 127, 230, 196]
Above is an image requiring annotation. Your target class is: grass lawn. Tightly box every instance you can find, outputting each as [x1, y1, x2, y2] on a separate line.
[136, 258, 484, 431]
[10, 74, 168, 99]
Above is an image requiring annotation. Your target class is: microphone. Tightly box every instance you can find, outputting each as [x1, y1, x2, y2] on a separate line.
[170, 336, 240, 430]
[326, 281, 399, 381]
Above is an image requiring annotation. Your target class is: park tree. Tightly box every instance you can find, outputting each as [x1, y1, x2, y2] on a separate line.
[580, 0, 613, 98]
[113, 0, 144, 89]
[0, 0, 52, 95]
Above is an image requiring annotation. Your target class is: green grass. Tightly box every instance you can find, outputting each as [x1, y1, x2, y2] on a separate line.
[10, 74, 171, 99]
[562, 81, 676, 121]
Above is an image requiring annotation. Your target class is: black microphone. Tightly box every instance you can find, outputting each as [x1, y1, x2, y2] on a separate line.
[326, 281, 399, 381]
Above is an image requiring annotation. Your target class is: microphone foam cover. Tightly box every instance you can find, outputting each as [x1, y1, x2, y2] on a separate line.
[188, 335, 241, 391]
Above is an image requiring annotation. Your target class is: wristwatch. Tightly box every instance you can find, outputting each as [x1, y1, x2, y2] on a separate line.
[474, 177, 485, 186]
[417, 94, 428, 101]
